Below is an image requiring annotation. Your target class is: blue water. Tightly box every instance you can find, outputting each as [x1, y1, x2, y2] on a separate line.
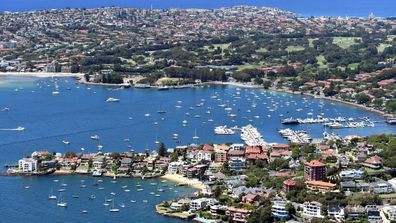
[0, 0, 395, 17]
[0, 76, 394, 222]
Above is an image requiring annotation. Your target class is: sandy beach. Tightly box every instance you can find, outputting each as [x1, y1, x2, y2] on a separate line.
[161, 174, 206, 191]
[0, 72, 84, 78]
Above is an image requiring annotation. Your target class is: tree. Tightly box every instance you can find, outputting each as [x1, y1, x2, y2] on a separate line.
[247, 205, 274, 223]
[386, 99, 396, 113]
[263, 80, 271, 89]
[158, 142, 167, 157]
[214, 185, 222, 198]
[355, 93, 370, 104]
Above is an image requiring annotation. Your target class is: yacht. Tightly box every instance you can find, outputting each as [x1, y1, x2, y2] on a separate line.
[106, 97, 120, 103]
[52, 91, 60, 96]
[62, 140, 70, 145]
[57, 194, 67, 207]
[48, 188, 57, 200]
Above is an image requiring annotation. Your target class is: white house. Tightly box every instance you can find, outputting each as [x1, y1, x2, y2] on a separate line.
[197, 150, 212, 162]
[328, 205, 345, 222]
[18, 158, 38, 172]
[272, 200, 288, 218]
[381, 206, 396, 223]
[302, 201, 324, 219]
[168, 161, 182, 174]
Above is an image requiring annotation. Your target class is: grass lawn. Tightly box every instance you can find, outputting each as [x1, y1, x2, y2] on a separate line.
[237, 62, 264, 71]
[333, 37, 361, 49]
[347, 63, 359, 70]
[286, 45, 305, 52]
[204, 43, 230, 52]
[377, 43, 392, 53]
[308, 38, 318, 47]
[316, 55, 328, 69]
[379, 193, 396, 198]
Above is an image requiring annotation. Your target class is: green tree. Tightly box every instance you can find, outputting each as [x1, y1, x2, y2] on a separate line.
[158, 142, 167, 157]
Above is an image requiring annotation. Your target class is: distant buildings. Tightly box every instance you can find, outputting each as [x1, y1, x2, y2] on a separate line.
[18, 158, 38, 172]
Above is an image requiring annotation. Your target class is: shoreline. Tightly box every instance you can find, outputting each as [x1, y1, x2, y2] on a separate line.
[160, 174, 205, 191]
[0, 72, 84, 78]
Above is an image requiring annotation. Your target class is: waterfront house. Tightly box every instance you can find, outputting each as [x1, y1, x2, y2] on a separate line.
[120, 158, 132, 167]
[156, 157, 172, 170]
[170, 198, 191, 211]
[271, 200, 288, 219]
[226, 207, 252, 223]
[92, 157, 104, 169]
[245, 146, 261, 156]
[168, 161, 182, 174]
[302, 201, 324, 219]
[31, 151, 50, 159]
[208, 163, 223, 173]
[18, 158, 38, 172]
[144, 156, 156, 171]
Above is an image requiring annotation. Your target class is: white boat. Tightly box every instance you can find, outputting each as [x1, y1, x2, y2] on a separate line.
[106, 97, 120, 103]
[192, 129, 199, 140]
[109, 199, 120, 212]
[52, 91, 60, 96]
[0, 126, 25, 131]
[49, 188, 57, 200]
[1, 107, 10, 112]
[57, 193, 67, 207]
[62, 140, 70, 145]
[90, 135, 100, 140]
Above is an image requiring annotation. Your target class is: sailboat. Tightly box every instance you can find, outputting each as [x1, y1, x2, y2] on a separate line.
[157, 103, 166, 114]
[109, 198, 120, 212]
[57, 193, 67, 207]
[193, 129, 199, 141]
[48, 188, 57, 200]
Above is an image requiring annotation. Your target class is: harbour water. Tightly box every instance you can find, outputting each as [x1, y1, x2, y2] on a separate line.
[0, 76, 395, 222]
[1, 0, 395, 17]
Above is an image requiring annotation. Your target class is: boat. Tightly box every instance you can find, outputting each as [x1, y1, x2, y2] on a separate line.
[1, 107, 10, 112]
[157, 86, 170, 91]
[81, 210, 88, 214]
[90, 135, 100, 140]
[214, 125, 235, 135]
[109, 199, 120, 212]
[192, 129, 199, 141]
[52, 91, 60, 96]
[89, 195, 96, 200]
[386, 118, 396, 125]
[48, 188, 57, 200]
[157, 104, 166, 114]
[130, 200, 136, 203]
[62, 140, 70, 145]
[281, 118, 299, 125]
[106, 97, 120, 103]
[57, 193, 67, 207]
[0, 126, 26, 131]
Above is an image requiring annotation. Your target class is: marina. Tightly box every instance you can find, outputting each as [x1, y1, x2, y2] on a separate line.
[278, 128, 312, 144]
[240, 124, 266, 146]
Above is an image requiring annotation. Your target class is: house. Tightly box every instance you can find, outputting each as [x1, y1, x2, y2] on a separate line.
[272, 143, 290, 152]
[232, 186, 263, 197]
[156, 157, 171, 170]
[362, 155, 383, 169]
[18, 158, 38, 172]
[210, 205, 227, 216]
[340, 180, 370, 192]
[272, 200, 288, 218]
[305, 181, 336, 192]
[270, 151, 291, 162]
[228, 157, 246, 171]
[246, 153, 268, 165]
[31, 151, 50, 159]
[197, 150, 212, 162]
[92, 157, 104, 169]
[367, 205, 381, 222]
[370, 181, 394, 194]
[345, 205, 366, 218]
[381, 206, 396, 222]
[120, 158, 132, 167]
[245, 146, 261, 155]
[190, 198, 209, 211]
[168, 161, 182, 174]
[215, 150, 227, 163]
[283, 179, 297, 193]
[228, 149, 245, 159]
[339, 169, 364, 180]
[226, 207, 252, 223]
[328, 205, 345, 222]
[187, 167, 198, 178]
[304, 160, 326, 181]
[145, 156, 156, 171]
[214, 144, 231, 151]
[170, 198, 191, 211]
[302, 201, 324, 219]
[242, 194, 260, 206]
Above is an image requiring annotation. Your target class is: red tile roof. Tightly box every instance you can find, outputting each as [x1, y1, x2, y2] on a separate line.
[305, 160, 325, 167]
[283, 179, 297, 186]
